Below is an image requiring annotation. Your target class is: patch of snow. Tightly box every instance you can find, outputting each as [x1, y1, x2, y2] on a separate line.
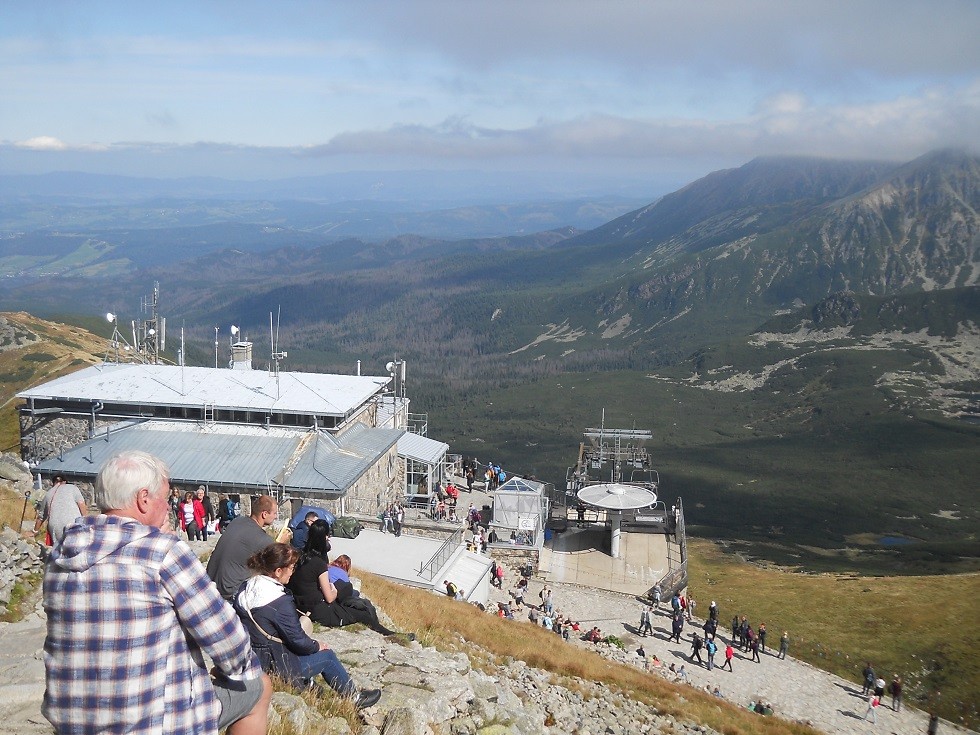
[508, 320, 586, 354]
[601, 313, 632, 339]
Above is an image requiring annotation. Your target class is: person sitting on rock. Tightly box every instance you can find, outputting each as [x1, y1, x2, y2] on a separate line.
[287, 523, 400, 637]
[236, 543, 381, 710]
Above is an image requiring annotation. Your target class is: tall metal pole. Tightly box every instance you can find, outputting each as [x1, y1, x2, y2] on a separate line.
[214, 326, 219, 369]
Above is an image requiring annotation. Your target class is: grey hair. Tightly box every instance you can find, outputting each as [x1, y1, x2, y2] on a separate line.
[95, 450, 170, 512]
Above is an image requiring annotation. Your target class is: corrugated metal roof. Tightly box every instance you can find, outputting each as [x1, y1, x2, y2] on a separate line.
[287, 423, 403, 492]
[398, 432, 449, 464]
[18, 363, 390, 417]
[36, 421, 403, 496]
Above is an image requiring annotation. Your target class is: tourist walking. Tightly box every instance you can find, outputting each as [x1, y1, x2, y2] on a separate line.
[33, 474, 87, 548]
[778, 630, 790, 659]
[671, 612, 684, 644]
[862, 663, 876, 695]
[864, 693, 880, 724]
[706, 637, 717, 670]
[721, 643, 734, 672]
[889, 674, 903, 711]
[690, 633, 704, 666]
[639, 605, 653, 636]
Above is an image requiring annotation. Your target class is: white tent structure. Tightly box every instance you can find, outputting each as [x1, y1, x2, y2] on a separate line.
[490, 476, 550, 547]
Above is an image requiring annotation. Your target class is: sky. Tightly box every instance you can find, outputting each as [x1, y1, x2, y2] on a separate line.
[1, 0, 978, 196]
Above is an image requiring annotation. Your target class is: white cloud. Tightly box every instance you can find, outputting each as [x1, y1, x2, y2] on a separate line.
[16, 136, 67, 150]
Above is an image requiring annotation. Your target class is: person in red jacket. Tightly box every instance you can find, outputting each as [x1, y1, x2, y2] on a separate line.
[179, 490, 206, 541]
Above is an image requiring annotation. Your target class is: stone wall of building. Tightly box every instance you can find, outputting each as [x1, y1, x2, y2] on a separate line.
[19, 414, 111, 463]
[340, 444, 403, 516]
[487, 544, 539, 571]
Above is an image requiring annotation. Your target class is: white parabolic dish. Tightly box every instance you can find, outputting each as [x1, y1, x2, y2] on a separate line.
[576, 482, 657, 511]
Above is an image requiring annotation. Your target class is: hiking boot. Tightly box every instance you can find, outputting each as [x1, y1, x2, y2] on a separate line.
[354, 688, 382, 709]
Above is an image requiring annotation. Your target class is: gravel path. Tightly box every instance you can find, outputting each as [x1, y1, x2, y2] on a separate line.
[488, 576, 974, 735]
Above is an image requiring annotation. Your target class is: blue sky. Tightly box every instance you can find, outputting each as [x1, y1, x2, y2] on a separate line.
[1, 0, 978, 194]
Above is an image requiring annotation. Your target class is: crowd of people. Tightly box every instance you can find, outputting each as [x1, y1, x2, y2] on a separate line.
[38, 450, 391, 735]
[168, 484, 239, 541]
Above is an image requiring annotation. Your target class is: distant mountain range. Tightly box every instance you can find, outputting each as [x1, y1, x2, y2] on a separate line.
[2, 152, 977, 573]
[1, 149, 977, 378]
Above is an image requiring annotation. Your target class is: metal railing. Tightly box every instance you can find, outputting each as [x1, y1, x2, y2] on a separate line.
[417, 527, 464, 581]
[655, 497, 688, 596]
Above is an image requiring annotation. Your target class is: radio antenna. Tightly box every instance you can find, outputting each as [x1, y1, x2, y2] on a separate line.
[270, 307, 287, 398]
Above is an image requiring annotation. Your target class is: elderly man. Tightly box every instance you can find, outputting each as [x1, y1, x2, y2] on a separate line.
[206, 494, 277, 600]
[42, 450, 271, 735]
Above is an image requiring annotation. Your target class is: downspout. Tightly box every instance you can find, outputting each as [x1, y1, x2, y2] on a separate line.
[90, 402, 103, 439]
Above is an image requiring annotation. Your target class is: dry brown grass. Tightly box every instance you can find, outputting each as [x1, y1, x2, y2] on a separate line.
[0, 483, 37, 533]
[361, 572, 823, 735]
[0, 311, 104, 454]
[263, 675, 363, 735]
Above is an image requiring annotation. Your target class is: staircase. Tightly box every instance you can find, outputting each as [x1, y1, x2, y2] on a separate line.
[432, 547, 494, 605]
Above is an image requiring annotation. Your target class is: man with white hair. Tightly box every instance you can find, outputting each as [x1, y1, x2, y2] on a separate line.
[41, 450, 271, 735]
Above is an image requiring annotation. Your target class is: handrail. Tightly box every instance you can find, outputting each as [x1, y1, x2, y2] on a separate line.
[417, 527, 464, 581]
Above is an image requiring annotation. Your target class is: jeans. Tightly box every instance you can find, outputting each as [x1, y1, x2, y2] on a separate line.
[296, 649, 353, 695]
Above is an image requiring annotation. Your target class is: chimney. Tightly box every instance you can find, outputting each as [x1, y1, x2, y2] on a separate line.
[231, 341, 253, 370]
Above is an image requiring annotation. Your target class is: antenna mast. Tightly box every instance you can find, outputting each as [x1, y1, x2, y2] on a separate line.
[135, 281, 165, 364]
[270, 308, 287, 398]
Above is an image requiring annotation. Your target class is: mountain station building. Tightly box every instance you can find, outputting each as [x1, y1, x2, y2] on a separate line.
[16, 349, 451, 518]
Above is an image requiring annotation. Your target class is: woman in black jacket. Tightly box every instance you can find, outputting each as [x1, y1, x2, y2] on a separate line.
[235, 543, 381, 709]
[288, 521, 399, 636]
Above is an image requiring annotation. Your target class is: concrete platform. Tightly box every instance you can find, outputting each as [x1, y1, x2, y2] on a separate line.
[327, 528, 446, 589]
[541, 524, 669, 596]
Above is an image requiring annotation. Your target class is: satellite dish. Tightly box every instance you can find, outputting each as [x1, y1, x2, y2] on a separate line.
[230, 325, 240, 336]
[148, 328, 155, 336]
[106, 312, 116, 323]
[385, 361, 395, 372]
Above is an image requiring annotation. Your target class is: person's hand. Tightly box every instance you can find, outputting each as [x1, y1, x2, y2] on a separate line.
[318, 641, 330, 651]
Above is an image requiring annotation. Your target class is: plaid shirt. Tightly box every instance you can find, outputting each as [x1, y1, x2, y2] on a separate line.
[42, 515, 261, 735]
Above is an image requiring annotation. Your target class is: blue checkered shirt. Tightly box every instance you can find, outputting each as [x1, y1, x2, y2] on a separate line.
[42, 515, 262, 735]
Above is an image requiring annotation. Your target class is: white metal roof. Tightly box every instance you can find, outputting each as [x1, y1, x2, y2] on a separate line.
[397, 432, 449, 465]
[18, 363, 391, 417]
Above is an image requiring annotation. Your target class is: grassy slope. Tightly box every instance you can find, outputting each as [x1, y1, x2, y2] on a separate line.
[0, 313, 106, 454]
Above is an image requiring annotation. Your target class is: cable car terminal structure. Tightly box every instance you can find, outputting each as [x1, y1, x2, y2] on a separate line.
[544, 424, 688, 598]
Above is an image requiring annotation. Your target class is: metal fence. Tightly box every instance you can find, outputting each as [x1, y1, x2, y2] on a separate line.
[417, 527, 464, 581]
